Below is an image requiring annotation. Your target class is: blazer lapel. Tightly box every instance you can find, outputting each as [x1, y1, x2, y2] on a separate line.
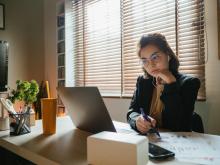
[140, 78, 154, 114]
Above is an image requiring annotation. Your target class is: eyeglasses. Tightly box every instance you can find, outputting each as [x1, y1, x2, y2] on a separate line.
[139, 52, 161, 67]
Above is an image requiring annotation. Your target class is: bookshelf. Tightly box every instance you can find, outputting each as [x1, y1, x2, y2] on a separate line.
[56, 1, 65, 116]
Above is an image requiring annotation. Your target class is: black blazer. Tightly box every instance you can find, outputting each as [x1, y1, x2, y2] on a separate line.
[127, 73, 200, 132]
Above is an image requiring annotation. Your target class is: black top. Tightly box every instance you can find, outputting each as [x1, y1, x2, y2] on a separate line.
[127, 73, 200, 132]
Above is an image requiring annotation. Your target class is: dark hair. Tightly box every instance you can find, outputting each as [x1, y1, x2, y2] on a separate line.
[137, 33, 179, 78]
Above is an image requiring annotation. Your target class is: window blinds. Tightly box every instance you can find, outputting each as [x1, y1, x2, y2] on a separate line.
[84, 0, 121, 96]
[121, 0, 176, 96]
[72, 0, 84, 87]
[70, 0, 205, 100]
[177, 0, 206, 100]
[72, 0, 121, 96]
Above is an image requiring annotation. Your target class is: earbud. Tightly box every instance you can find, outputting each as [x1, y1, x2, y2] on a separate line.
[168, 56, 170, 61]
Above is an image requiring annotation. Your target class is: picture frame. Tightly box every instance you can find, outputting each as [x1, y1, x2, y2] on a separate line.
[0, 3, 5, 30]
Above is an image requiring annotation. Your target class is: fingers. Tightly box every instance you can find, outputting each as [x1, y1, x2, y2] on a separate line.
[156, 76, 163, 85]
[156, 70, 176, 84]
[136, 116, 152, 134]
[152, 70, 166, 83]
[152, 120, 156, 127]
[148, 116, 157, 127]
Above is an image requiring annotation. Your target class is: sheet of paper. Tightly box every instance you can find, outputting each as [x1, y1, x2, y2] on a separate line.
[149, 132, 220, 165]
[113, 121, 138, 135]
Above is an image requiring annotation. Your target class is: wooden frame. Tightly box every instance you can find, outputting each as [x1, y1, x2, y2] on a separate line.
[0, 3, 5, 30]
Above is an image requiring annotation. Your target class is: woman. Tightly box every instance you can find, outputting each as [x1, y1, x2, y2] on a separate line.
[127, 33, 202, 134]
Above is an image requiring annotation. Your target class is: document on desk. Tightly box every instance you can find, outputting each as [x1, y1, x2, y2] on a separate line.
[113, 121, 137, 135]
[149, 132, 220, 165]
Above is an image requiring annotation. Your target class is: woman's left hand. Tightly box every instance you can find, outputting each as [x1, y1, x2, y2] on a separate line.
[155, 70, 176, 85]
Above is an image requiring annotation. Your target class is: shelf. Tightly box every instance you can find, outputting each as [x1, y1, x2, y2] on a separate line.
[57, 13, 64, 17]
[58, 39, 65, 43]
[58, 28, 65, 41]
[57, 1, 66, 114]
[58, 80, 65, 87]
[57, 1, 64, 15]
[57, 26, 65, 30]
[58, 52, 65, 55]
[57, 41, 65, 53]
[57, 15, 65, 27]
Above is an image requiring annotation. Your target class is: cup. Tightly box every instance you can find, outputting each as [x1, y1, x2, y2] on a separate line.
[41, 98, 57, 135]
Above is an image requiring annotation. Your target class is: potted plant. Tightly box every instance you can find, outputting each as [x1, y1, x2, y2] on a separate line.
[8, 80, 39, 112]
[6, 80, 39, 135]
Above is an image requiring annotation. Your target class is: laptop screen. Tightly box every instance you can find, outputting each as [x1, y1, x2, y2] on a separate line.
[57, 87, 116, 134]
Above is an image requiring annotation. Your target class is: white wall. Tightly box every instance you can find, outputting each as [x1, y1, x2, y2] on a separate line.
[195, 0, 220, 135]
[0, 0, 44, 88]
[43, 0, 220, 135]
[44, 0, 57, 98]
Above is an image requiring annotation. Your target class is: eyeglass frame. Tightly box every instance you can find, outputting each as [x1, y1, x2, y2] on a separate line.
[139, 51, 162, 67]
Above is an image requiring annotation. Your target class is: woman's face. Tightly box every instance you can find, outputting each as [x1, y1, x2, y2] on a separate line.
[140, 44, 169, 77]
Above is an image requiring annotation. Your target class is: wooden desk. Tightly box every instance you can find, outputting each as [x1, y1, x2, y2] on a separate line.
[0, 116, 90, 165]
[0, 116, 219, 165]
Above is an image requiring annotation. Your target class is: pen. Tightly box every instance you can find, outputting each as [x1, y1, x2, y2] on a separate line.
[140, 108, 161, 138]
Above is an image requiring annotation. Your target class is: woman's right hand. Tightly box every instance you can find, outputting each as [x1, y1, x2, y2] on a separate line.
[136, 115, 156, 134]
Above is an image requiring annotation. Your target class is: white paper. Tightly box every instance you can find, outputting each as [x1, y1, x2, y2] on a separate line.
[149, 132, 220, 165]
[113, 121, 138, 135]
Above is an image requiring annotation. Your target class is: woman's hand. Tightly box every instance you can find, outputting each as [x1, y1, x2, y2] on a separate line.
[155, 70, 176, 85]
[136, 115, 156, 134]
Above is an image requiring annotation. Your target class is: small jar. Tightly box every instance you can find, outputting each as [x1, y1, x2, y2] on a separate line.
[29, 109, 35, 126]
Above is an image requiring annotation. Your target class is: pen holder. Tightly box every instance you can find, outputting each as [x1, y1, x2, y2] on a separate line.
[9, 112, 31, 136]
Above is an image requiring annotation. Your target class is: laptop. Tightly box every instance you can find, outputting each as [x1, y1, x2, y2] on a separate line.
[57, 87, 117, 134]
[58, 87, 169, 159]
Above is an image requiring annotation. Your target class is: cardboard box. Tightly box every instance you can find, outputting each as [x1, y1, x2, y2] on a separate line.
[87, 131, 148, 165]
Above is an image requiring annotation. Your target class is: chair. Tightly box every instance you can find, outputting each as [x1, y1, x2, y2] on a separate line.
[192, 112, 204, 133]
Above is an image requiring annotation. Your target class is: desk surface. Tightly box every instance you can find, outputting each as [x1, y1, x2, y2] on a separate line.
[0, 116, 220, 165]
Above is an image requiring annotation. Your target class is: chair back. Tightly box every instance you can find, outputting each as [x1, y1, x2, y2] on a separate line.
[192, 112, 204, 133]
